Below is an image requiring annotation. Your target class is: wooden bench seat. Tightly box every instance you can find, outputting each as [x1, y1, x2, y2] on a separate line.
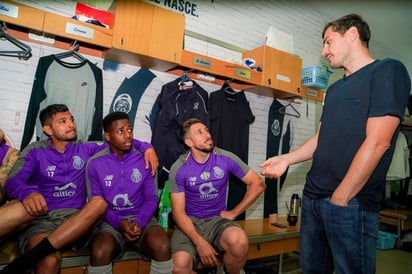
[0, 241, 150, 273]
[0, 218, 300, 274]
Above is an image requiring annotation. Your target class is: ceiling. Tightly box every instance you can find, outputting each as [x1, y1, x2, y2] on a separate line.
[307, 0, 412, 78]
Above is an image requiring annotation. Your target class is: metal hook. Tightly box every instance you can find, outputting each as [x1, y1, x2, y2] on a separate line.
[70, 40, 79, 51]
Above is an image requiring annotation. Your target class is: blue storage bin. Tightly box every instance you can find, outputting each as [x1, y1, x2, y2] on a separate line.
[301, 65, 332, 89]
[376, 230, 398, 249]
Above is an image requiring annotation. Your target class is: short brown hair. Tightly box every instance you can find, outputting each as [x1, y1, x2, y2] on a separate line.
[39, 104, 69, 126]
[322, 14, 371, 48]
[180, 118, 202, 142]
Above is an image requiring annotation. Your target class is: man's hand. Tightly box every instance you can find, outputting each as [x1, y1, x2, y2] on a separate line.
[260, 155, 289, 179]
[219, 210, 236, 221]
[331, 186, 351, 207]
[144, 148, 159, 176]
[196, 238, 219, 267]
[120, 220, 142, 243]
[22, 192, 48, 216]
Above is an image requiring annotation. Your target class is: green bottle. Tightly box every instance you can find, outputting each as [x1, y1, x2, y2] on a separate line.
[159, 181, 171, 228]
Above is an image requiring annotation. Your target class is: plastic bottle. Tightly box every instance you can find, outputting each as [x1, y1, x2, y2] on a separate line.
[160, 205, 169, 229]
[159, 181, 171, 229]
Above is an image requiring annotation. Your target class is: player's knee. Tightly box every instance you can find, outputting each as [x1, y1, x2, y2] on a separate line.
[172, 251, 193, 273]
[90, 232, 118, 265]
[90, 243, 116, 265]
[37, 252, 61, 272]
[155, 235, 171, 255]
[223, 228, 248, 256]
[146, 227, 172, 260]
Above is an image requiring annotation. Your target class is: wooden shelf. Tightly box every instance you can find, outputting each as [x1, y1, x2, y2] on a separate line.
[179, 50, 262, 83]
[43, 11, 113, 48]
[242, 45, 302, 96]
[2, 25, 107, 58]
[0, 0, 112, 56]
[300, 86, 325, 102]
[107, 0, 184, 68]
[0, 0, 325, 102]
[168, 49, 325, 100]
[167, 50, 268, 93]
[0, 0, 44, 31]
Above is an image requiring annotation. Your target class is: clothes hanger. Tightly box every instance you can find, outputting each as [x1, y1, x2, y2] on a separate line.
[221, 80, 240, 102]
[178, 70, 193, 81]
[279, 100, 301, 118]
[223, 80, 236, 94]
[0, 22, 32, 60]
[223, 79, 242, 94]
[178, 70, 194, 89]
[54, 40, 86, 62]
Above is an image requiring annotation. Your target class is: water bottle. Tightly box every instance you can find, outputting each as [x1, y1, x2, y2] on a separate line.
[290, 193, 300, 216]
[159, 181, 171, 229]
[160, 205, 169, 229]
[287, 193, 300, 226]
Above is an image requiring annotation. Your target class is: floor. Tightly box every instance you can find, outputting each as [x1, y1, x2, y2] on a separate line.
[242, 248, 412, 274]
[376, 249, 412, 274]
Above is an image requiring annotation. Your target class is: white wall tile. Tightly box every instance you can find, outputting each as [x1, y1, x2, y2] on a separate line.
[0, 0, 403, 219]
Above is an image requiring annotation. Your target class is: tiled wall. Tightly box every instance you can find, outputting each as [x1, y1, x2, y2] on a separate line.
[0, 0, 404, 218]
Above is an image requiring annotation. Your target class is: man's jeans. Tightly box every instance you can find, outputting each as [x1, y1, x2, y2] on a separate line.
[300, 195, 379, 274]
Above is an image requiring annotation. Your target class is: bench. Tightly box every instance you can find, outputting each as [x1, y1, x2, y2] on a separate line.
[0, 241, 151, 273]
[0, 218, 300, 274]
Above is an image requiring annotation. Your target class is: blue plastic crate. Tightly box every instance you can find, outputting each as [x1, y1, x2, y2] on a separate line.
[301, 65, 332, 89]
[376, 230, 398, 249]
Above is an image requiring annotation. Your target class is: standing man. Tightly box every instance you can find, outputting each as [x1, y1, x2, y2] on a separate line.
[169, 118, 266, 274]
[260, 14, 410, 274]
[86, 112, 172, 274]
[1, 104, 158, 274]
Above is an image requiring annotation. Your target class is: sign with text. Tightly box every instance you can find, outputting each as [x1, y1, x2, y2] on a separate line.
[147, 0, 215, 17]
[0, 2, 18, 18]
[193, 56, 211, 68]
[65, 22, 94, 39]
[235, 68, 251, 79]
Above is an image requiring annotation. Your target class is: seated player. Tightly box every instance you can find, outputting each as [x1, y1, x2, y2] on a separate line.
[86, 111, 172, 274]
[169, 118, 266, 274]
[0, 104, 158, 274]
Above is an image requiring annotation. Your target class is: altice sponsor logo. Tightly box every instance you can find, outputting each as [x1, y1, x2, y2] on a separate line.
[53, 182, 77, 197]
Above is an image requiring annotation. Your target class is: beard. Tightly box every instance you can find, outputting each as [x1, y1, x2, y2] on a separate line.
[198, 144, 214, 153]
[54, 130, 77, 142]
[67, 135, 77, 141]
[121, 146, 132, 153]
